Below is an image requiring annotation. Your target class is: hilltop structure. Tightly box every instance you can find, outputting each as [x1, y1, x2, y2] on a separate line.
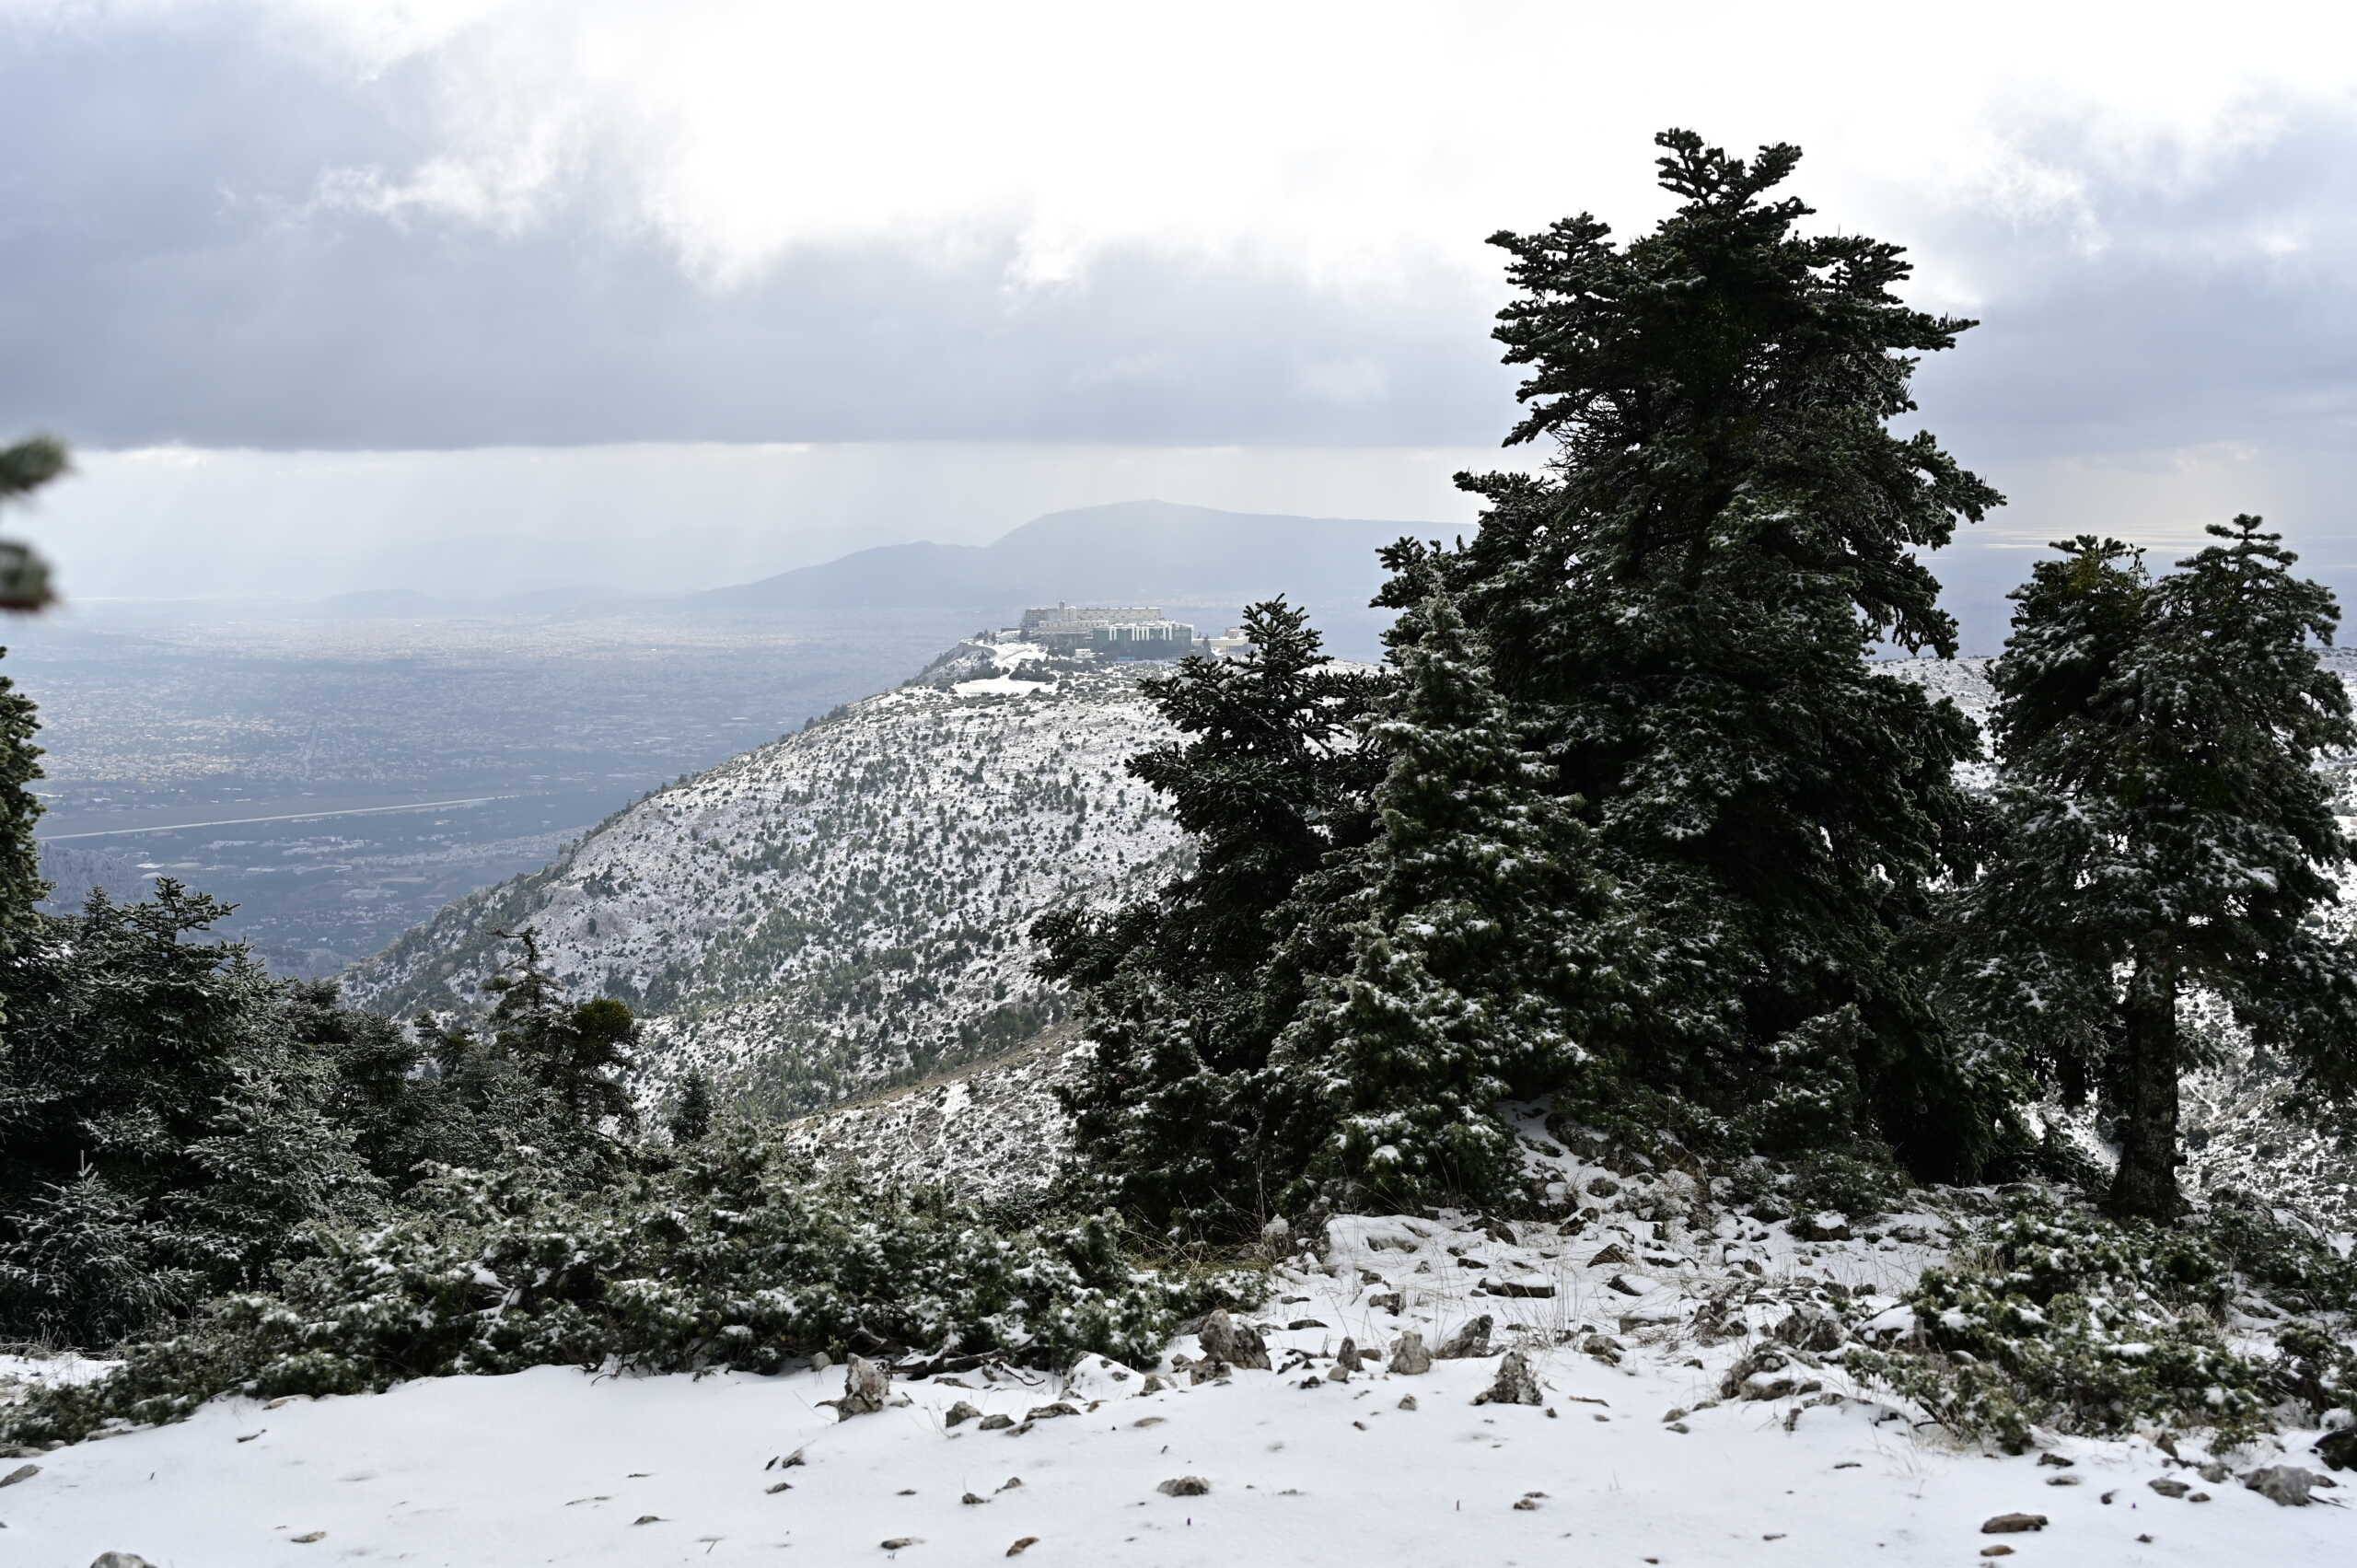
[1018, 603, 1195, 658]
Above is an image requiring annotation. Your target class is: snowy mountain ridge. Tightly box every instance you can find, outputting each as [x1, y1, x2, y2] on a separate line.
[348, 654, 2004, 1123]
[345, 638, 1189, 1115]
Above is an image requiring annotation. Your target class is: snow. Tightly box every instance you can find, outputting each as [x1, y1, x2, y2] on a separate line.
[11, 1233, 2351, 1567]
[952, 674, 1054, 697]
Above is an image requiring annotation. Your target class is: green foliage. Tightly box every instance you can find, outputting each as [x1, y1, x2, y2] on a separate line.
[0, 434, 65, 611]
[1851, 1197, 2355, 1450]
[668, 1067, 715, 1144]
[4, 1130, 1259, 1446]
[1955, 520, 2357, 1218]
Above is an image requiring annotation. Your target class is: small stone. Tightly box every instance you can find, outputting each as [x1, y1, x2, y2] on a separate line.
[1132, 1416, 1167, 1428]
[810, 1351, 832, 1373]
[1157, 1476, 1212, 1497]
[1005, 1539, 1039, 1558]
[1604, 1273, 1645, 1296]
[1024, 1403, 1079, 1422]
[1513, 1497, 1539, 1510]
[1368, 1292, 1404, 1315]
[962, 1493, 989, 1505]
[945, 1401, 982, 1428]
[2243, 1465, 2318, 1507]
[2045, 1474, 2081, 1487]
[1979, 1513, 2048, 1534]
[1388, 1330, 1434, 1376]
[1434, 1316, 1493, 1360]
[1980, 1547, 2014, 1558]
[1586, 1242, 1631, 1267]
[90, 1556, 157, 1568]
[1666, 1422, 1690, 1434]
[289, 1533, 325, 1544]
[979, 1413, 1015, 1431]
[1472, 1350, 1544, 1408]
[1480, 1278, 1559, 1298]
[767, 1481, 794, 1494]
[997, 1476, 1024, 1492]
[1397, 1395, 1418, 1411]
[2189, 1492, 2211, 1503]
[1287, 1318, 1328, 1330]
[2199, 1461, 2231, 1484]
[632, 1516, 663, 1526]
[0, 1464, 39, 1488]
[880, 1539, 918, 1551]
[1586, 1175, 1621, 1198]
[2148, 1477, 2190, 1499]
[1140, 1374, 1168, 1394]
[2037, 1453, 2073, 1469]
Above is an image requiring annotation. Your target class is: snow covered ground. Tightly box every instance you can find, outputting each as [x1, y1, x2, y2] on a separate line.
[10, 1133, 2350, 1567]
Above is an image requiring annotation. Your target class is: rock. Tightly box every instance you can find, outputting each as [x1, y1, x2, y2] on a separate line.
[0, 1463, 39, 1488]
[1585, 1176, 1621, 1198]
[839, 1356, 892, 1421]
[290, 1532, 325, 1544]
[1513, 1496, 1540, 1510]
[2148, 1477, 2190, 1499]
[1140, 1374, 1169, 1394]
[1771, 1306, 1845, 1353]
[1397, 1394, 1418, 1411]
[90, 1557, 157, 1568]
[2316, 1427, 2355, 1471]
[810, 1351, 832, 1373]
[1157, 1476, 1212, 1497]
[961, 1493, 989, 1505]
[1979, 1514, 2048, 1534]
[2198, 1461, 2231, 1483]
[1286, 1318, 1328, 1330]
[1480, 1278, 1558, 1299]
[1197, 1310, 1271, 1371]
[1006, 1539, 1039, 1557]
[1333, 1337, 1363, 1373]
[1388, 1330, 1434, 1375]
[1024, 1403, 1079, 1422]
[2243, 1465, 2319, 1507]
[1472, 1351, 1544, 1408]
[1980, 1547, 2014, 1558]
[2036, 1453, 2073, 1469]
[880, 1539, 918, 1551]
[1789, 1213, 1852, 1242]
[945, 1401, 982, 1428]
[1435, 1316, 1493, 1360]
[1586, 1243, 1631, 1268]
[1368, 1291, 1404, 1315]
[979, 1413, 1015, 1431]
[2045, 1474, 2081, 1487]
[1188, 1358, 1230, 1386]
[997, 1476, 1024, 1492]
[1718, 1344, 1797, 1402]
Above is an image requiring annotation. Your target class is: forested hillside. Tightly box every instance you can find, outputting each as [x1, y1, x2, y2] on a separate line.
[346, 641, 1188, 1113]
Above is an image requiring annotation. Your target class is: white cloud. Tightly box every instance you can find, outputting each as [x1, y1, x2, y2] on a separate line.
[215, 0, 2357, 296]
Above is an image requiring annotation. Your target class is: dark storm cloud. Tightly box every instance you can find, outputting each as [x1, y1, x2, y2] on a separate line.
[2, 15, 2352, 459]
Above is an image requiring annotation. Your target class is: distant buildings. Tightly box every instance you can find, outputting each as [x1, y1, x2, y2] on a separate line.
[1018, 603, 1196, 659]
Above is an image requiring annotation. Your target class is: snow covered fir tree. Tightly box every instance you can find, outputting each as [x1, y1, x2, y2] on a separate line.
[3, 130, 2355, 1563]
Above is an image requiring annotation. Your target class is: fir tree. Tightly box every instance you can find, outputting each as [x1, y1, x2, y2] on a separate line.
[1260, 580, 1644, 1208]
[1960, 520, 2357, 1219]
[1406, 129, 2002, 1174]
[668, 1068, 715, 1144]
[483, 928, 642, 1139]
[1037, 599, 1386, 1232]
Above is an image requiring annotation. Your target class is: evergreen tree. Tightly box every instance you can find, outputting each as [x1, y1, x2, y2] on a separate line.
[1037, 599, 1387, 1232]
[0, 434, 64, 1001]
[482, 928, 642, 1139]
[1959, 520, 2357, 1219]
[668, 1068, 715, 1144]
[1259, 581, 1645, 1207]
[1403, 129, 2002, 1174]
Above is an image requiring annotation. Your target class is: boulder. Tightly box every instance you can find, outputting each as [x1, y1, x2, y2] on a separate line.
[945, 1401, 982, 1428]
[1435, 1316, 1494, 1360]
[1388, 1330, 1434, 1376]
[838, 1356, 891, 1421]
[2243, 1466, 2319, 1507]
[1197, 1310, 1271, 1371]
[1472, 1350, 1544, 1407]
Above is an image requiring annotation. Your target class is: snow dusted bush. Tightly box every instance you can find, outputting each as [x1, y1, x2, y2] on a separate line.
[5, 1127, 1255, 1445]
[1851, 1194, 2356, 1451]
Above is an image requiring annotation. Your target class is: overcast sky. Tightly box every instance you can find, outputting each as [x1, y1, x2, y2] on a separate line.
[4, 0, 2354, 645]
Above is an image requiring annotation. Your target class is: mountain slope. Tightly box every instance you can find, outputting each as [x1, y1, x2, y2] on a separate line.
[694, 499, 1431, 617]
[345, 641, 1184, 1113]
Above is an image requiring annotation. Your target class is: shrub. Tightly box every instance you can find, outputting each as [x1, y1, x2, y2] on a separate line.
[1850, 1195, 2354, 1451]
[6, 1128, 1257, 1445]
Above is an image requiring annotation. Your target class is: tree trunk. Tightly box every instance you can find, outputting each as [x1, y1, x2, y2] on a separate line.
[2107, 945, 2184, 1222]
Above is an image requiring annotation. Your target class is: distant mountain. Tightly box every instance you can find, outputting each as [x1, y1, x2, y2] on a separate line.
[695, 500, 1434, 620]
